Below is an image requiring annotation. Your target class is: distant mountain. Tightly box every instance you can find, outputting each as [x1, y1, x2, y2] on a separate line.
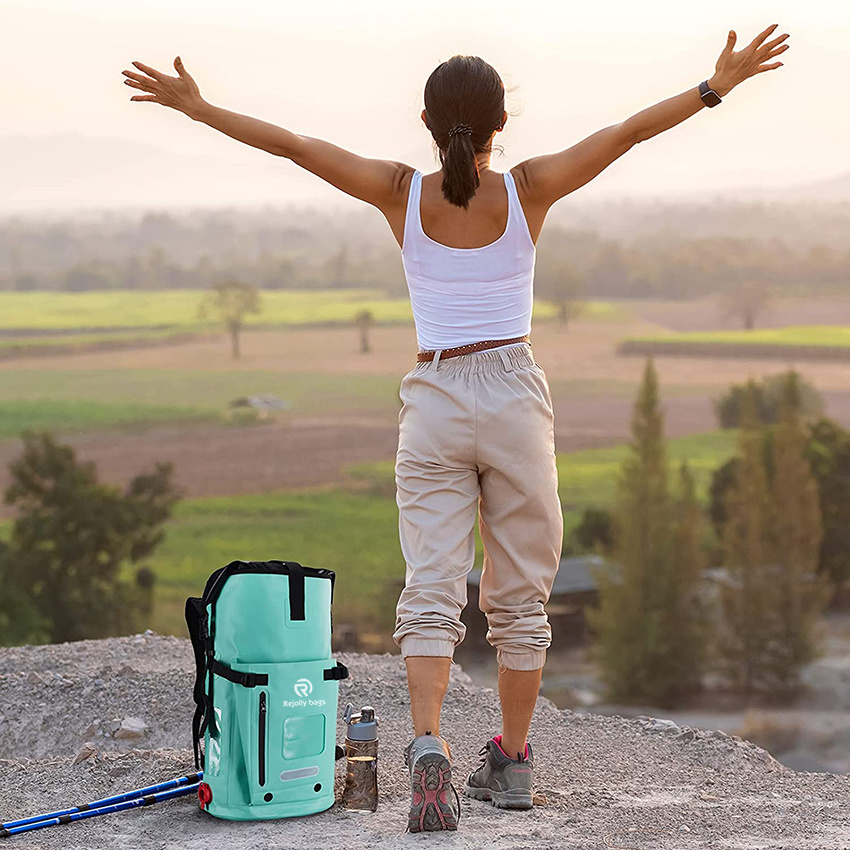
[772, 171, 850, 201]
[0, 133, 341, 216]
[715, 171, 850, 203]
[1, 134, 848, 217]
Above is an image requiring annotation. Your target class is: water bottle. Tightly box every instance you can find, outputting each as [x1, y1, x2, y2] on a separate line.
[341, 703, 378, 812]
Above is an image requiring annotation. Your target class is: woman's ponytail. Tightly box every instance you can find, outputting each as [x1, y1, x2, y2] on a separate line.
[422, 55, 506, 209]
[441, 126, 479, 209]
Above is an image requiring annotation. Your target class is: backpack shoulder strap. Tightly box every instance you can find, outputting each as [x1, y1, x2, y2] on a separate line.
[185, 596, 209, 770]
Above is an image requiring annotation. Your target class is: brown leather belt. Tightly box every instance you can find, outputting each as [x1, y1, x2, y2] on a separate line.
[416, 335, 531, 363]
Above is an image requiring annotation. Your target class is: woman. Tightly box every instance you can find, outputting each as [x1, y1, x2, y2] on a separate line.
[123, 24, 788, 832]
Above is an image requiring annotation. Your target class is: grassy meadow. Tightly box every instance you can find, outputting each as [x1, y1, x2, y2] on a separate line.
[0, 289, 630, 356]
[0, 368, 686, 438]
[0, 399, 220, 439]
[0, 289, 408, 330]
[621, 325, 850, 360]
[143, 428, 737, 639]
[0, 286, 762, 645]
[0, 368, 407, 433]
[626, 326, 850, 347]
[0, 429, 737, 641]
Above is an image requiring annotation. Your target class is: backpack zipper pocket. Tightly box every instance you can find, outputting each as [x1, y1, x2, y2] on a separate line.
[258, 690, 267, 787]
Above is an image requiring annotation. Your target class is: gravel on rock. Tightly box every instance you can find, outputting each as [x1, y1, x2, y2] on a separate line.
[2, 634, 849, 849]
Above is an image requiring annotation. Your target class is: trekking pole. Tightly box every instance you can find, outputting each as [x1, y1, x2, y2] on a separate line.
[0, 772, 202, 836]
[0, 783, 200, 838]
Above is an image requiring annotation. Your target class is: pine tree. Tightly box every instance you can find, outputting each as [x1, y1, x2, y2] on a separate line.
[718, 375, 827, 695]
[718, 383, 775, 692]
[763, 371, 827, 692]
[669, 461, 710, 685]
[588, 358, 707, 706]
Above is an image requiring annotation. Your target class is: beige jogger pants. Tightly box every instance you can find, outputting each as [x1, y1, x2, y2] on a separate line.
[393, 342, 563, 671]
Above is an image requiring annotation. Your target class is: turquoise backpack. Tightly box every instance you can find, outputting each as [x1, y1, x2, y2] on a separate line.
[185, 560, 349, 820]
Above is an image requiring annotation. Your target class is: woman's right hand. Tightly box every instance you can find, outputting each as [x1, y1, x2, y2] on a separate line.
[709, 24, 790, 97]
[122, 56, 208, 119]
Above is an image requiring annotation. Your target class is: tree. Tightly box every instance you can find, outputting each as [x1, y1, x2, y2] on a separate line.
[326, 243, 350, 287]
[198, 279, 262, 359]
[717, 378, 827, 696]
[718, 279, 773, 330]
[587, 240, 631, 295]
[713, 370, 824, 429]
[61, 260, 115, 292]
[355, 308, 374, 354]
[587, 358, 708, 706]
[716, 386, 774, 693]
[572, 506, 613, 553]
[804, 418, 850, 595]
[710, 414, 850, 598]
[0, 431, 181, 645]
[763, 372, 828, 689]
[0, 540, 49, 645]
[536, 261, 586, 329]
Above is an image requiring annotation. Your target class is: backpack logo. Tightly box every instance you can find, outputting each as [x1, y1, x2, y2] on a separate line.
[294, 678, 313, 697]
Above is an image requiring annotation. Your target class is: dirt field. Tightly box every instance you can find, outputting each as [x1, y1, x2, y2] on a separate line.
[621, 295, 850, 333]
[2, 306, 849, 515]
[9, 312, 850, 391]
[0, 395, 778, 518]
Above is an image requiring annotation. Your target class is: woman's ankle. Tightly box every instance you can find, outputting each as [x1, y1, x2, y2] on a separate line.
[495, 733, 528, 760]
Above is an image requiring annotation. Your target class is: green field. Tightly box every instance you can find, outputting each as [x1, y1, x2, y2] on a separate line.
[624, 325, 850, 349]
[0, 328, 211, 353]
[0, 429, 737, 642]
[0, 291, 628, 357]
[0, 289, 405, 331]
[0, 370, 641, 407]
[47, 429, 737, 640]
[141, 488, 408, 641]
[0, 289, 628, 334]
[345, 428, 736, 543]
[0, 370, 696, 439]
[0, 399, 220, 439]
[0, 369, 406, 410]
[0, 370, 411, 438]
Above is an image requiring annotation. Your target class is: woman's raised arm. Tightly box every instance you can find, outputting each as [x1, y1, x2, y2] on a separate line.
[122, 56, 408, 209]
[518, 24, 789, 209]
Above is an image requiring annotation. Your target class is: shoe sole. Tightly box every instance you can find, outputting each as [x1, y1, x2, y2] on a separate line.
[408, 752, 458, 832]
[462, 783, 533, 810]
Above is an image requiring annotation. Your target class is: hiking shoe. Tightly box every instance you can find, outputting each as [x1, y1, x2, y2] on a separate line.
[462, 734, 534, 810]
[403, 731, 461, 832]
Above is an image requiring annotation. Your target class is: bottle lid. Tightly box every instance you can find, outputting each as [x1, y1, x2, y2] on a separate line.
[345, 704, 378, 741]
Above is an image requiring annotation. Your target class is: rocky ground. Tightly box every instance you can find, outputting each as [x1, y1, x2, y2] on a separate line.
[2, 634, 850, 849]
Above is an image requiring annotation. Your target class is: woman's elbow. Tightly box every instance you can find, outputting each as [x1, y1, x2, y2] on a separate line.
[619, 120, 644, 148]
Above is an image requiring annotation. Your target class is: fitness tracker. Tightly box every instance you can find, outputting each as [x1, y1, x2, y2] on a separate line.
[699, 80, 722, 108]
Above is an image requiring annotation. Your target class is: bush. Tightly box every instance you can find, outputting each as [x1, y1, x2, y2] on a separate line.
[714, 370, 823, 429]
[0, 431, 181, 645]
[572, 506, 613, 553]
[710, 416, 850, 594]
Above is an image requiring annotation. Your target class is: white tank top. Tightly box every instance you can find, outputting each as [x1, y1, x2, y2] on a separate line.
[400, 169, 536, 352]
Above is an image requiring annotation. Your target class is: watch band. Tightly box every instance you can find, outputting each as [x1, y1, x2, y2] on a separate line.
[699, 80, 722, 108]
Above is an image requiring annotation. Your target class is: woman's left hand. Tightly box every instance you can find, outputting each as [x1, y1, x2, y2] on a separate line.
[709, 24, 790, 97]
[122, 56, 207, 118]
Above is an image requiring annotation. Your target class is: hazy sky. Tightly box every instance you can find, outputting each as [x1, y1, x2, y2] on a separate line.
[3, 0, 847, 211]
